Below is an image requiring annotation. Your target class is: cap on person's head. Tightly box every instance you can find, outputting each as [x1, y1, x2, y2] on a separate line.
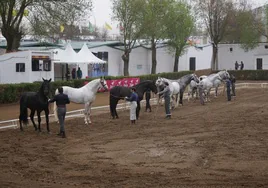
[58, 87, 63, 93]
[131, 87, 136, 92]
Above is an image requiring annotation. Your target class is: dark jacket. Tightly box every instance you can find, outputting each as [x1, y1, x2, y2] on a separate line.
[49, 93, 70, 107]
[226, 79, 231, 89]
[230, 75, 236, 83]
[126, 92, 138, 102]
[158, 86, 171, 99]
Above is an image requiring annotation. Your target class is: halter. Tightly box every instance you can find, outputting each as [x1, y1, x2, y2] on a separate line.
[100, 79, 108, 89]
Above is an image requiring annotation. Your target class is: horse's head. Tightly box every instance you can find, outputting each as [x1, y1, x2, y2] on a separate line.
[191, 73, 199, 83]
[155, 77, 162, 87]
[149, 81, 158, 94]
[41, 78, 51, 96]
[218, 70, 230, 80]
[100, 77, 108, 91]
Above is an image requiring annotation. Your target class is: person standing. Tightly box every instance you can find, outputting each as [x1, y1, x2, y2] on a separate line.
[65, 68, 70, 81]
[158, 82, 171, 119]
[71, 68, 76, 79]
[49, 87, 70, 138]
[145, 88, 152, 112]
[240, 61, 244, 70]
[198, 83, 205, 105]
[230, 74, 236, 96]
[235, 61, 239, 70]
[77, 67, 82, 79]
[125, 88, 138, 124]
[226, 79, 232, 101]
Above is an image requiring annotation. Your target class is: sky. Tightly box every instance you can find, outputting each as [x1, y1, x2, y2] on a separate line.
[90, 0, 268, 36]
[90, 0, 119, 36]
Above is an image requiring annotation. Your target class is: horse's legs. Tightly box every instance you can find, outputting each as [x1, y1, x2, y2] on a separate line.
[136, 101, 140, 120]
[84, 102, 90, 124]
[37, 111, 41, 132]
[215, 87, 218, 97]
[30, 110, 37, 131]
[114, 100, 119, 119]
[179, 91, 183, 106]
[87, 102, 92, 124]
[109, 96, 115, 119]
[175, 94, 180, 107]
[19, 120, 23, 131]
[44, 108, 50, 133]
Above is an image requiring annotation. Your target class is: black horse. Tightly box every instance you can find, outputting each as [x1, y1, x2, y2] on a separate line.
[110, 80, 157, 119]
[19, 78, 51, 132]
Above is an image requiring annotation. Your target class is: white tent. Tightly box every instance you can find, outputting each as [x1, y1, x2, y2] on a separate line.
[53, 43, 78, 64]
[77, 43, 106, 64]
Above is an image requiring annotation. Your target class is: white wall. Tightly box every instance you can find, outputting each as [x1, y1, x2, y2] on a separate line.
[218, 43, 268, 70]
[129, 47, 150, 76]
[0, 51, 31, 84]
[155, 47, 174, 73]
[0, 51, 54, 84]
[179, 45, 212, 71]
[90, 46, 122, 76]
[89, 44, 213, 76]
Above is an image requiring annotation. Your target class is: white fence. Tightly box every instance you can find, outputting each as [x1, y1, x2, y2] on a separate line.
[0, 82, 267, 130]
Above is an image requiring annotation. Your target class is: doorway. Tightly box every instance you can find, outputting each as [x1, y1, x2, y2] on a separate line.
[256, 58, 263, 70]
[189, 57, 196, 71]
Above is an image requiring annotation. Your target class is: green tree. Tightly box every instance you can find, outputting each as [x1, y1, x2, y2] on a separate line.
[165, 1, 194, 72]
[112, 0, 144, 76]
[141, 0, 171, 74]
[194, 0, 234, 70]
[0, 0, 91, 52]
[222, 3, 262, 51]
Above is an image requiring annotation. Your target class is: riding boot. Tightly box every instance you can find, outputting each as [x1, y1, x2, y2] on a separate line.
[62, 131, 66, 138]
[133, 120, 136, 124]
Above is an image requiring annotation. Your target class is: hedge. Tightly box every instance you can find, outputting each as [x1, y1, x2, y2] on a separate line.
[0, 71, 193, 104]
[1, 70, 268, 104]
[227, 70, 268, 80]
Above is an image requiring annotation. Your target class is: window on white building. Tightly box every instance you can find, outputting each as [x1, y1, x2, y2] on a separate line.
[16, 63, 25, 72]
[43, 59, 51, 71]
[32, 59, 40, 71]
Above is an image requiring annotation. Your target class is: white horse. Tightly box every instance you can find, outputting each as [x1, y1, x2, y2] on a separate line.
[187, 79, 199, 101]
[199, 70, 230, 102]
[53, 77, 108, 124]
[156, 77, 181, 109]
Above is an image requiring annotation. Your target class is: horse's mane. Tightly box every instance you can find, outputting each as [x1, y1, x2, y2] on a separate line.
[134, 80, 153, 89]
[84, 78, 101, 89]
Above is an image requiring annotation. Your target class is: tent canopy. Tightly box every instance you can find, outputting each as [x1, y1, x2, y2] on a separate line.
[52, 43, 106, 64]
[77, 43, 106, 64]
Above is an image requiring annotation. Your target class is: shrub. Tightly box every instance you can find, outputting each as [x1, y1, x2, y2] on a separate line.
[1, 70, 267, 104]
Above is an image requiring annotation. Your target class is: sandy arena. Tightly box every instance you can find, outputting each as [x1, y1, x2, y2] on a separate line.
[0, 88, 268, 187]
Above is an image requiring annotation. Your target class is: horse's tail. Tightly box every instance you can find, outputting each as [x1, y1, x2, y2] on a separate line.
[53, 89, 59, 122]
[19, 96, 28, 124]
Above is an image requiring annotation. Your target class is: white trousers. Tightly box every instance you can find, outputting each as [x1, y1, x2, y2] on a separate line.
[130, 101, 137, 120]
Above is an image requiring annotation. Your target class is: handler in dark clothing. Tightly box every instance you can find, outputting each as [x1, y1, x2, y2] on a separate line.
[230, 74, 236, 96]
[226, 79, 232, 101]
[49, 87, 70, 138]
[145, 88, 152, 112]
[158, 82, 171, 119]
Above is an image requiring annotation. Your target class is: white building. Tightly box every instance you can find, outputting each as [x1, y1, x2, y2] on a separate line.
[218, 43, 268, 70]
[88, 43, 212, 76]
[0, 51, 53, 84]
[0, 39, 213, 84]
